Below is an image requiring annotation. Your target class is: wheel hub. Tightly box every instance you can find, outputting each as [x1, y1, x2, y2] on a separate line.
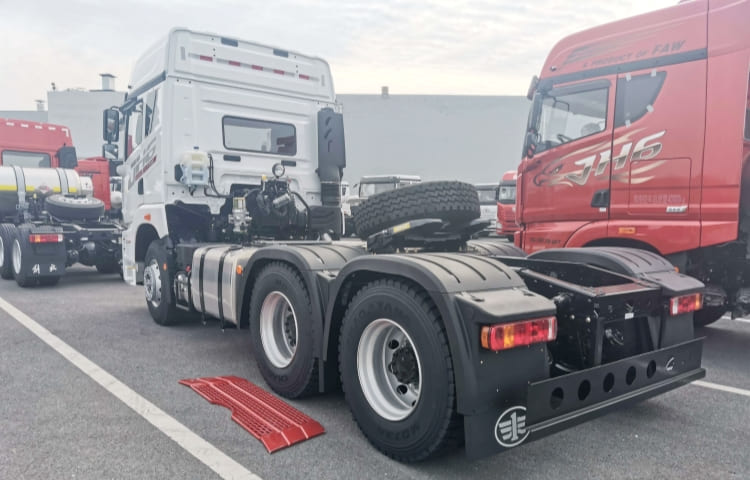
[259, 291, 298, 369]
[143, 260, 162, 307]
[389, 344, 419, 385]
[357, 318, 422, 421]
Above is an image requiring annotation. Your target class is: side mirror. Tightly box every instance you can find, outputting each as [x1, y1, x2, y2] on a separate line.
[103, 108, 120, 142]
[102, 143, 119, 161]
[524, 130, 539, 159]
[57, 146, 78, 169]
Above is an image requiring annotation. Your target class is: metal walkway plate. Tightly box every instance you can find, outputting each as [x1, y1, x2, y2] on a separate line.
[180, 375, 325, 453]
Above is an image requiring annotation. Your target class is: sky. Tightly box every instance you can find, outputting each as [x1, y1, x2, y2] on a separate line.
[0, 0, 676, 110]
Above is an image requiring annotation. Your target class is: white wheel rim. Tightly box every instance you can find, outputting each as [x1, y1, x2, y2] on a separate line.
[12, 239, 22, 275]
[259, 291, 298, 368]
[0, 235, 4, 268]
[143, 259, 162, 308]
[357, 318, 422, 421]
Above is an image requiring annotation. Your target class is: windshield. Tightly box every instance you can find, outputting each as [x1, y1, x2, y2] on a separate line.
[498, 184, 516, 205]
[359, 182, 397, 199]
[1, 150, 51, 168]
[476, 188, 497, 205]
[532, 85, 608, 153]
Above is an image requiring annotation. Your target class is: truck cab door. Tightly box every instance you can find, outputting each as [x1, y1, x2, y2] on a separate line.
[608, 61, 706, 253]
[520, 76, 615, 249]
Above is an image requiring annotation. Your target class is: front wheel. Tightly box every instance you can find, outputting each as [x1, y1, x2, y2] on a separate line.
[338, 279, 462, 462]
[144, 239, 180, 325]
[249, 262, 318, 398]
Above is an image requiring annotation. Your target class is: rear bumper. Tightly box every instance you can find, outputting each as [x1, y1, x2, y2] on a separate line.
[464, 338, 704, 459]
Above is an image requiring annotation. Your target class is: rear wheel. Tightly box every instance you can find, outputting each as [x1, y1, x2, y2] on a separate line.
[693, 306, 725, 328]
[95, 256, 119, 274]
[249, 262, 318, 398]
[339, 279, 462, 462]
[0, 223, 17, 279]
[12, 233, 32, 287]
[144, 239, 180, 325]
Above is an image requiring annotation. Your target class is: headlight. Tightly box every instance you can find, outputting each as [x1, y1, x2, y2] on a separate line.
[272, 163, 285, 178]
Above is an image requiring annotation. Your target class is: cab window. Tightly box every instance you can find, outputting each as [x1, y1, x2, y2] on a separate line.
[2, 151, 51, 168]
[614, 71, 666, 128]
[536, 85, 608, 153]
[125, 100, 143, 157]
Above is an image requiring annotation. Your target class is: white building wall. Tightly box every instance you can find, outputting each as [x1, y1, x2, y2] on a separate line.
[47, 90, 125, 158]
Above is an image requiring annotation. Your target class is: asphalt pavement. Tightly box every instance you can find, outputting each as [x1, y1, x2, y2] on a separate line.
[1, 266, 749, 480]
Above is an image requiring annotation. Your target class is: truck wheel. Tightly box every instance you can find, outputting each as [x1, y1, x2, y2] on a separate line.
[45, 194, 105, 221]
[693, 306, 725, 328]
[143, 239, 180, 325]
[11, 230, 34, 287]
[339, 279, 462, 462]
[95, 257, 119, 274]
[0, 223, 17, 279]
[249, 262, 318, 398]
[353, 181, 480, 239]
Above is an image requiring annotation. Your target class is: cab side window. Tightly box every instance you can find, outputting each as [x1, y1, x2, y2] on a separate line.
[144, 89, 160, 137]
[537, 86, 608, 152]
[614, 71, 666, 128]
[126, 101, 143, 157]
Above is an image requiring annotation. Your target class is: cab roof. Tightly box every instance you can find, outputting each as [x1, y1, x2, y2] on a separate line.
[539, 0, 709, 86]
[0, 119, 73, 151]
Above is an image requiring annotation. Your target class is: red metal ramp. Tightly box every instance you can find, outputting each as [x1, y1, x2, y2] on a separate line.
[180, 375, 325, 453]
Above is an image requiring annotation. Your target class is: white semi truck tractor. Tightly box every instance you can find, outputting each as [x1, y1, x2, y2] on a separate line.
[106, 29, 706, 462]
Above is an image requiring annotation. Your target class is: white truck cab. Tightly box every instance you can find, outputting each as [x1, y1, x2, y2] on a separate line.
[103, 29, 346, 284]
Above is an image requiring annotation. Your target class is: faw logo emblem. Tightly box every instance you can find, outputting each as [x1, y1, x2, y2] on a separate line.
[495, 406, 529, 447]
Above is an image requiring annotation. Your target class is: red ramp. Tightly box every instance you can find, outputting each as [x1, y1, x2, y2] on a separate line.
[180, 375, 325, 453]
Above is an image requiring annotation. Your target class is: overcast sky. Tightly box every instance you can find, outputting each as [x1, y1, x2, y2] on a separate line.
[0, 0, 675, 110]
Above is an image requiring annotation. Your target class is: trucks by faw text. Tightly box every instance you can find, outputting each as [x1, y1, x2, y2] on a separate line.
[105, 28, 706, 462]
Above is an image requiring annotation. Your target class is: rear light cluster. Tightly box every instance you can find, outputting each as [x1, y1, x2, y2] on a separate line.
[669, 293, 703, 316]
[481, 316, 557, 351]
[29, 234, 63, 244]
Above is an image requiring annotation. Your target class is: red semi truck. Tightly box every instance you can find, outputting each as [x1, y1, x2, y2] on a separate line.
[0, 118, 121, 285]
[496, 170, 518, 240]
[517, 0, 750, 326]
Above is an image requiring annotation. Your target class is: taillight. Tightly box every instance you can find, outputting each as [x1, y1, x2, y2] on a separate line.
[29, 234, 63, 244]
[480, 316, 557, 351]
[669, 293, 702, 316]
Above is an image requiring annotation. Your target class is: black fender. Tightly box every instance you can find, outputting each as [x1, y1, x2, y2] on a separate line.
[323, 253, 557, 414]
[239, 243, 367, 386]
[529, 246, 704, 347]
[528, 247, 703, 296]
[467, 239, 527, 257]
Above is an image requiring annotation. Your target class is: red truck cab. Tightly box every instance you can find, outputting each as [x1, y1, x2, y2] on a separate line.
[517, 0, 750, 325]
[496, 170, 518, 240]
[0, 119, 111, 209]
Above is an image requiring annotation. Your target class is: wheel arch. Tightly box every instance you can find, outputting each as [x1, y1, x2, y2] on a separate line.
[323, 253, 535, 413]
[135, 224, 160, 264]
[238, 244, 367, 391]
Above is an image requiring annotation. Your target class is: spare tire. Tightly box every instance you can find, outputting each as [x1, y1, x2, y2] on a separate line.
[353, 181, 480, 239]
[45, 194, 105, 221]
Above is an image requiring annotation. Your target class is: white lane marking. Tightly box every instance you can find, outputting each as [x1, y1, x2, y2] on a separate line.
[693, 380, 750, 398]
[0, 296, 261, 480]
[720, 315, 750, 324]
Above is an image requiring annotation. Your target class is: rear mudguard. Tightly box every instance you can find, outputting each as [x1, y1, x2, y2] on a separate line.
[322, 253, 557, 415]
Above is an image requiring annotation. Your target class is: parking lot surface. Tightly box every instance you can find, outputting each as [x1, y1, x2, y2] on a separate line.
[1, 267, 749, 479]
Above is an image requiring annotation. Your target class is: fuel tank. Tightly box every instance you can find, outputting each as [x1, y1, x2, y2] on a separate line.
[0, 166, 89, 217]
